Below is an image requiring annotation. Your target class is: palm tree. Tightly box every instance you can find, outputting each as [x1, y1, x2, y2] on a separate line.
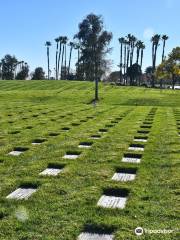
[57, 36, 64, 80]
[68, 42, 75, 78]
[126, 34, 132, 71]
[123, 40, 128, 84]
[118, 37, 124, 83]
[74, 43, 81, 79]
[151, 34, 161, 87]
[151, 34, 161, 70]
[136, 40, 143, 64]
[60, 36, 68, 79]
[130, 35, 137, 66]
[162, 35, 169, 62]
[64, 37, 68, 79]
[45, 41, 51, 80]
[140, 43, 145, 68]
[55, 37, 60, 79]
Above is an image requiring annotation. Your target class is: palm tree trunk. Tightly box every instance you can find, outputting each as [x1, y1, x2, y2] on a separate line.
[57, 43, 62, 80]
[162, 40, 166, 62]
[120, 43, 123, 83]
[47, 47, 50, 80]
[68, 46, 73, 78]
[140, 49, 143, 68]
[124, 44, 127, 85]
[130, 44, 134, 66]
[55, 42, 58, 79]
[64, 44, 67, 79]
[127, 45, 130, 84]
[153, 45, 158, 69]
[61, 44, 65, 79]
[152, 43, 154, 68]
[136, 48, 140, 64]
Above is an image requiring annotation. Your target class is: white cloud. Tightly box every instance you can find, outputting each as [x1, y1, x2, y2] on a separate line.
[143, 28, 154, 40]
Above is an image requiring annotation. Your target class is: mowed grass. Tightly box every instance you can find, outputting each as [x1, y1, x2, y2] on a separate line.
[0, 80, 179, 240]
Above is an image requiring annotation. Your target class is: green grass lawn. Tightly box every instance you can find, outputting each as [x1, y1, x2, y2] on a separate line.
[0, 80, 179, 240]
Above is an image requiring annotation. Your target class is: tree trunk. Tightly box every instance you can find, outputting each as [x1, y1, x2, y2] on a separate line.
[140, 49, 143, 68]
[95, 77, 99, 101]
[120, 43, 123, 83]
[130, 44, 134, 66]
[162, 40, 166, 62]
[172, 74, 175, 89]
[61, 45, 65, 79]
[136, 48, 139, 64]
[126, 46, 130, 84]
[76, 48, 80, 79]
[47, 47, 50, 80]
[55, 42, 58, 80]
[64, 44, 67, 79]
[68, 46, 73, 78]
[152, 43, 154, 67]
[124, 44, 127, 85]
[57, 43, 62, 80]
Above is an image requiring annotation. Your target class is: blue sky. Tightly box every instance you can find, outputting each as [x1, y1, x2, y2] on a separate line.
[0, 0, 179, 76]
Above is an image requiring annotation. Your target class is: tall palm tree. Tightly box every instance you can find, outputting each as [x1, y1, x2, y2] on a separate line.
[74, 43, 81, 79]
[151, 34, 161, 87]
[68, 42, 75, 78]
[123, 40, 128, 84]
[126, 40, 130, 73]
[140, 43, 145, 68]
[45, 41, 51, 80]
[55, 37, 59, 79]
[151, 34, 161, 70]
[57, 36, 63, 80]
[64, 37, 68, 79]
[126, 34, 132, 71]
[118, 37, 124, 83]
[60, 36, 68, 79]
[162, 35, 169, 62]
[130, 35, 137, 66]
[136, 40, 143, 64]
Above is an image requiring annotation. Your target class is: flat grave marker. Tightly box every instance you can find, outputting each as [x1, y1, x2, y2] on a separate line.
[99, 129, 108, 133]
[122, 153, 142, 163]
[78, 232, 114, 240]
[61, 127, 70, 132]
[63, 151, 81, 159]
[97, 189, 128, 209]
[134, 137, 148, 142]
[90, 135, 101, 139]
[39, 168, 63, 176]
[128, 144, 144, 151]
[8, 147, 29, 156]
[6, 188, 37, 200]
[32, 138, 46, 145]
[78, 142, 93, 148]
[112, 173, 136, 181]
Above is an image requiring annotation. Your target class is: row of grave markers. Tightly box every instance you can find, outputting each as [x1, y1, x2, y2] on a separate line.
[5, 109, 134, 239]
[78, 107, 158, 240]
[5, 107, 98, 138]
[5, 110, 131, 199]
[4, 106, 92, 126]
[5, 108, 158, 239]
[7, 110, 104, 156]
